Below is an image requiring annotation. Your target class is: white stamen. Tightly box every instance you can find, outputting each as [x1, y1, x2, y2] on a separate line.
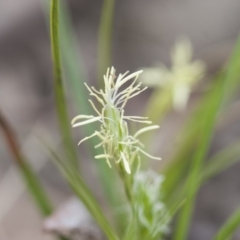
[123, 116, 148, 119]
[125, 118, 152, 124]
[84, 83, 105, 106]
[121, 152, 131, 174]
[134, 125, 160, 138]
[95, 154, 112, 159]
[137, 148, 161, 160]
[116, 70, 143, 88]
[72, 116, 101, 127]
[121, 87, 148, 108]
[118, 140, 139, 145]
[88, 99, 102, 116]
[71, 115, 94, 125]
[78, 132, 99, 145]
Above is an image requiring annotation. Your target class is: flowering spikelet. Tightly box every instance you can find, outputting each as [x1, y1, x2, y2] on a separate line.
[139, 38, 205, 110]
[71, 67, 161, 174]
[133, 170, 170, 237]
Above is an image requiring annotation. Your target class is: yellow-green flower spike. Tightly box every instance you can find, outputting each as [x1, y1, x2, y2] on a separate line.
[72, 67, 161, 174]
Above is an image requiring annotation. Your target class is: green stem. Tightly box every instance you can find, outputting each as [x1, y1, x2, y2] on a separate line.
[58, 0, 119, 212]
[41, 0, 118, 221]
[47, 147, 119, 240]
[118, 162, 133, 205]
[98, 0, 115, 85]
[58, 0, 89, 114]
[50, 0, 78, 168]
[0, 111, 52, 216]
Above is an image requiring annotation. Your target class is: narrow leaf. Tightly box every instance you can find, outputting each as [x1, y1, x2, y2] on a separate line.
[50, 0, 78, 168]
[44, 143, 119, 240]
[163, 35, 240, 202]
[201, 141, 240, 183]
[174, 34, 240, 239]
[98, 0, 115, 85]
[0, 111, 52, 216]
[212, 206, 240, 240]
[41, 0, 118, 217]
[174, 73, 225, 240]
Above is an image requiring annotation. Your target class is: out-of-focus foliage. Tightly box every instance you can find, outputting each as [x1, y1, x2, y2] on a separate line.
[140, 38, 205, 111]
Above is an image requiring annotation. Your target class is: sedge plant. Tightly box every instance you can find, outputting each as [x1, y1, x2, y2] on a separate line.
[3, 0, 240, 239]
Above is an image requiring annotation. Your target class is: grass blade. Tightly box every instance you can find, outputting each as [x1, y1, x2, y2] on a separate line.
[173, 34, 240, 239]
[50, 0, 119, 234]
[122, 217, 137, 240]
[58, 0, 118, 209]
[212, 206, 240, 240]
[43, 143, 119, 240]
[173, 73, 225, 240]
[50, 0, 78, 168]
[223, 35, 240, 102]
[163, 34, 240, 202]
[41, 0, 118, 212]
[98, 0, 115, 85]
[58, 0, 89, 115]
[166, 140, 240, 213]
[201, 140, 240, 183]
[0, 111, 52, 216]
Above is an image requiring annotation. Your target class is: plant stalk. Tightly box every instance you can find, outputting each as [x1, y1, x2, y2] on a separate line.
[98, 0, 115, 86]
[50, 0, 78, 169]
[0, 111, 52, 216]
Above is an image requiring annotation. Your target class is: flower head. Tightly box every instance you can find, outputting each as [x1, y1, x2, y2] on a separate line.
[133, 170, 170, 237]
[72, 67, 161, 174]
[139, 38, 205, 110]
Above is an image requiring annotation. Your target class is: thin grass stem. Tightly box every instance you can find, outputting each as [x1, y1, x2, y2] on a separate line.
[201, 140, 240, 183]
[50, 0, 78, 168]
[212, 206, 240, 240]
[98, 0, 115, 86]
[44, 143, 120, 240]
[0, 111, 52, 216]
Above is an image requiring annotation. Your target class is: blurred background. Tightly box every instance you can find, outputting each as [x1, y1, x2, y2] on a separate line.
[1, 0, 240, 239]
